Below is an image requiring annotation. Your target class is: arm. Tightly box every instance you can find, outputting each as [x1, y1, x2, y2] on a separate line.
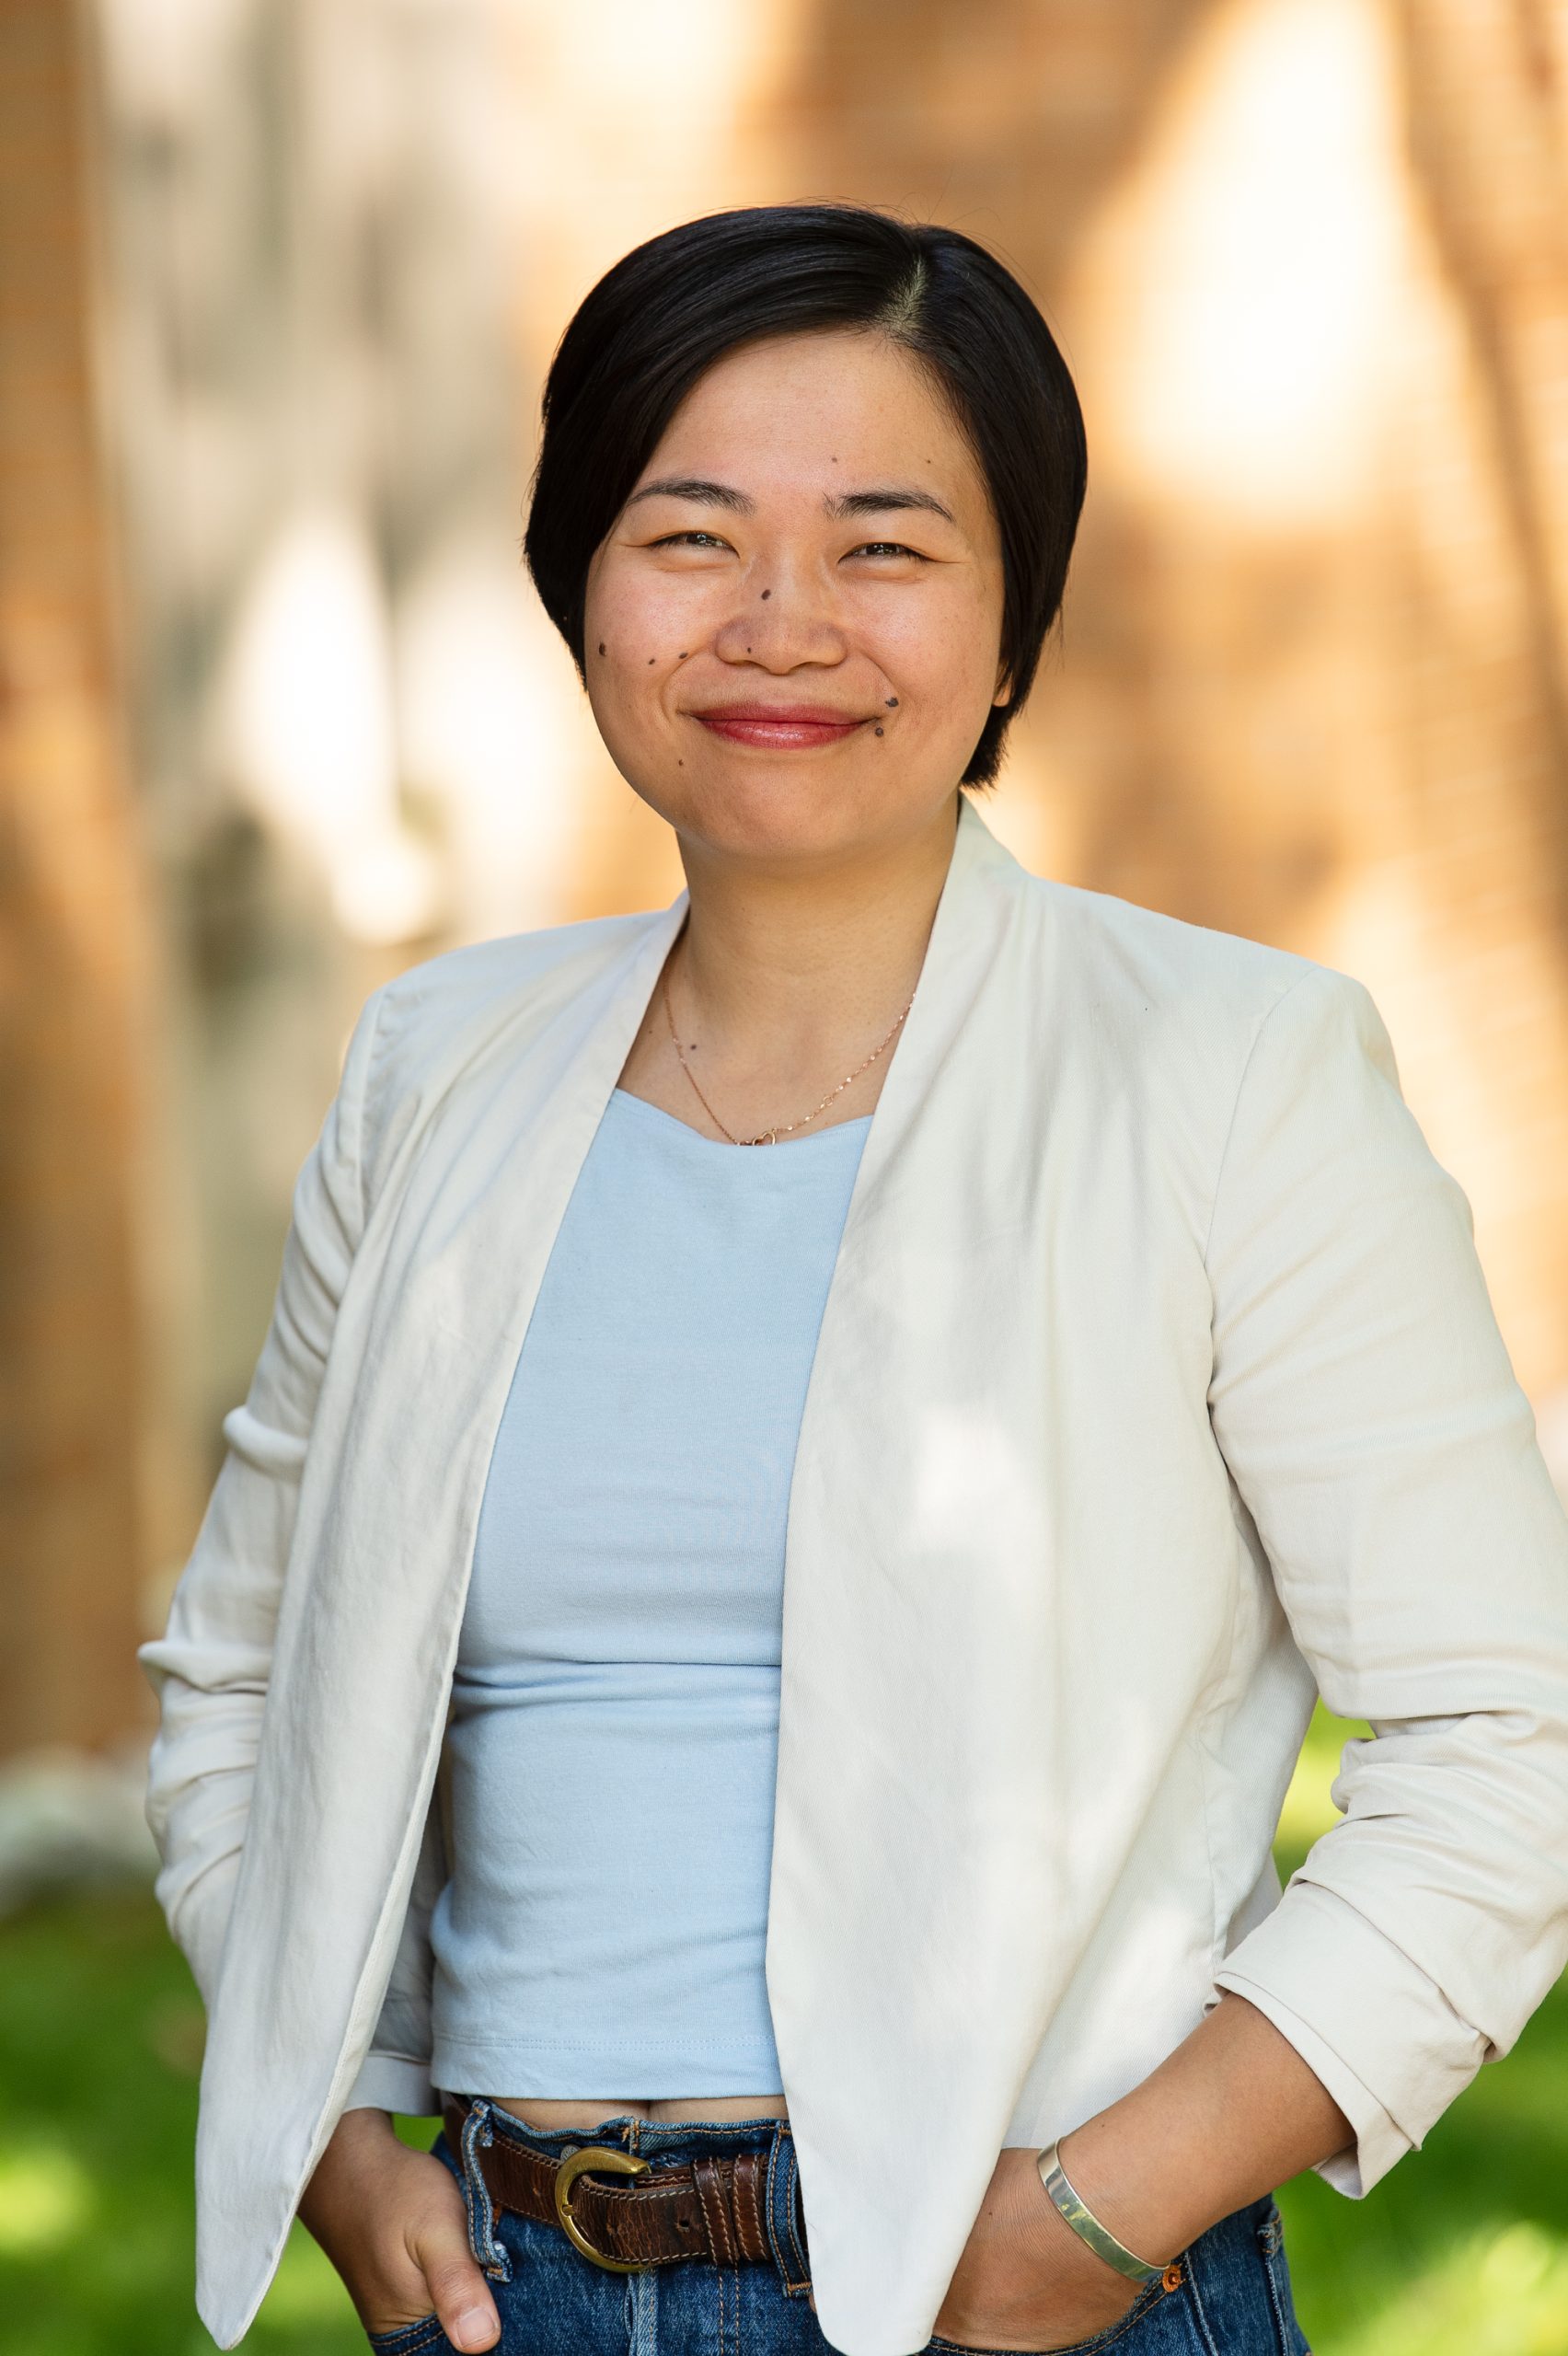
[138, 987, 501, 2345]
[1205, 966, 1568, 2170]
[934, 1993, 1347, 2349]
[137, 985, 385, 2007]
[137, 991, 478, 2115]
[940, 964, 1568, 2348]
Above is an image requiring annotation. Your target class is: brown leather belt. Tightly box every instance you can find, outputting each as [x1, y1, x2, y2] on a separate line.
[442, 2096, 805, 2273]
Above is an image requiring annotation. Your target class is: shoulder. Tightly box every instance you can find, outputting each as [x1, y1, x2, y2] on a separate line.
[991, 861, 1398, 1218]
[1026, 869, 1323, 1030]
[1006, 866, 1388, 1087]
[966, 810, 1351, 1057]
[341, 907, 669, 1172]
[375, 907, 661, 1028]
[364, 905, 654, 1055]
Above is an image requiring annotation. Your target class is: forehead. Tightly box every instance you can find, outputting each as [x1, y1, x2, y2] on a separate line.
[640, 329, 990, 513]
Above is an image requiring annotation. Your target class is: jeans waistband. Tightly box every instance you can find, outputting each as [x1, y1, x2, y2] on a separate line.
[445, 2096, 813, 2296]
[470, 2101, 793, 2164]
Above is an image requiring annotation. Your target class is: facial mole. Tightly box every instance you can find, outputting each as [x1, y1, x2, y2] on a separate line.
[885, 697, 898, 708]
[874, 726, 884, 737]
[678, 651, 688, 660]
[760, 590, 771, 600]
[648, 657, 655, 664]
[597, 642, 605, 655]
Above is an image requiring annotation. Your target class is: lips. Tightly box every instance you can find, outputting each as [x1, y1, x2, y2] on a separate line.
[691, 704, 870, 750]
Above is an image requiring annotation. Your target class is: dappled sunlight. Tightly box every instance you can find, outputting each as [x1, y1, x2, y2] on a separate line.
[0, 2141, 94, 2258]
[494, 0, 806, 331]
[1337, 2222, 1568, 2356]
[908, 1406, 1047, 1573]
[1078, 0, 1410, 527]
[395, 535, 592, 940]
[218, 507, 443, 945]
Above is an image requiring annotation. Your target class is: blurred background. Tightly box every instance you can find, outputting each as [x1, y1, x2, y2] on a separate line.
[3, 0, 1568, 2348]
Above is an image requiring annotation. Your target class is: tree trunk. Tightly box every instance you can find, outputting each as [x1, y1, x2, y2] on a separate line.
[0, 0, 154, 1756]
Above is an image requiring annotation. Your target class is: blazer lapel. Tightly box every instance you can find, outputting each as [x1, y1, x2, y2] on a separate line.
[201, 892, 690, 2285]
[767, 798, 1067, 2328]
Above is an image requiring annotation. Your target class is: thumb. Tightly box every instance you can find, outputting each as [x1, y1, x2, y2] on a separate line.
[415, 2222, 502, 2353]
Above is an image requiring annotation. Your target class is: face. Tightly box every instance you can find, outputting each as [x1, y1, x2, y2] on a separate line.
[581, 328, 1009, 871]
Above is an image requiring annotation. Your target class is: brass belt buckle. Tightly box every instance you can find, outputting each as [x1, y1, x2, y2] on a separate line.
[553, 2144, 651, 2271]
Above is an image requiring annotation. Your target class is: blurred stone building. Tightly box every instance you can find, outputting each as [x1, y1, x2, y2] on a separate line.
[4, 0, 1567, 1766]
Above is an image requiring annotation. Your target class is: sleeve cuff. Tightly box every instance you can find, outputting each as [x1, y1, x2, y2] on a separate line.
[342, 2050, 441, 2118]
[1214, 1877, 1486, 2191]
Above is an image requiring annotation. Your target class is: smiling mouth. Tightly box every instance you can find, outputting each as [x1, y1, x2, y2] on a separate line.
[691, 705, 871, 750]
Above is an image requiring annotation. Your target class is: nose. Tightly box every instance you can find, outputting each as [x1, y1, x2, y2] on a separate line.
[713, 564, 848, 672]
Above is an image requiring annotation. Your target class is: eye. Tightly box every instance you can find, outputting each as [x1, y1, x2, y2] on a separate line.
[650, 530, 733, 551]
[847, 540, 929, 562]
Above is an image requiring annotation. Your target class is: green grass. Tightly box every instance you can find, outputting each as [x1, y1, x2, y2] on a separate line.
[2, 1709, 1565, 2352]
[1273, 1710, 1568, 2354]
[0, 1890, 427, 2354]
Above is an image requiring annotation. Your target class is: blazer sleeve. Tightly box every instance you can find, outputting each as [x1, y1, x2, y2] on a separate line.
[136, 986, 386, 2014]
[1205, 964, 1568, 2194]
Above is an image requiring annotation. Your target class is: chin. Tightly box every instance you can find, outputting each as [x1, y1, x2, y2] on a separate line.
[645, 760, 942, 867]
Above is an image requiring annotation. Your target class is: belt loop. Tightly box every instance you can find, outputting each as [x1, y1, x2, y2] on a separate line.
[764, 2122, 812, 2299]
[457, 2097, 513, 2283]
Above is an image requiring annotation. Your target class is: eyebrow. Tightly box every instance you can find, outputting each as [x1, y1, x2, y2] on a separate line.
[623, 477, 957, 526]
[826, 487, 957, 525]
[623, 476, 753, 514]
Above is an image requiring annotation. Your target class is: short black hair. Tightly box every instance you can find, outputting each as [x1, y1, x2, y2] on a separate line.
[524, 204, 1088, 788]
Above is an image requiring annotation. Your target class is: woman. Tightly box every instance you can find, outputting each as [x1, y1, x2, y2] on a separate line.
[140, 205, 1568, 2356]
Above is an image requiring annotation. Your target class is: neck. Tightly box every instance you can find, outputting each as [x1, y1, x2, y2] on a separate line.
[672, 796, 962, 1057]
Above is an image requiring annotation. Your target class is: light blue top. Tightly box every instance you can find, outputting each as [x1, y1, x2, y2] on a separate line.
[428, 1086, 871, 2098]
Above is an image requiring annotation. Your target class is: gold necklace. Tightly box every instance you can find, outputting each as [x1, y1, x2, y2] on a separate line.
[660, 953, 913, 1146]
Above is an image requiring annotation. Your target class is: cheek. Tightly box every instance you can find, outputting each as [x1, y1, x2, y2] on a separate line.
[586, 563, 719, 667]
[585, 576, 649, 678]
[582, 585, 685, 736]
[872, 585, 1002, 711]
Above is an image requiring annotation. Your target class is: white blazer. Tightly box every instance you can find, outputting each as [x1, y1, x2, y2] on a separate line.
[140, 797, 1568, 2356]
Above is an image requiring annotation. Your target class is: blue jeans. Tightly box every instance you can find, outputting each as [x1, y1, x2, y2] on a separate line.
[365, 2107, 1310, 2356]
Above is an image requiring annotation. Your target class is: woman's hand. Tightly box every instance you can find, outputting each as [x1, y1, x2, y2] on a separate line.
[928, 2148, 1143, 2352]
[928, 1995, 1355, 2353]
[296, 2108, 502, 2350]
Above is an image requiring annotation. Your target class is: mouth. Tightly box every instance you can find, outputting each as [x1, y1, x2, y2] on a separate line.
[690, 703, 871, 750]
